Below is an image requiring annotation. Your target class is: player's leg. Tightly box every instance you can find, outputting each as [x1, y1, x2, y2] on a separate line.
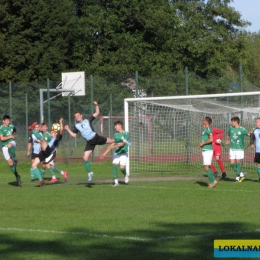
[30, 156, 36, 181]
[106, 137, 115, 144]
[83, 144, 94, 181]
[236, 151, 245, 182]
[210, 153, 218, 177]
[41, 162, 46, 177]
[215, 154, 226, 179]
[31, 156, 45, 186]
[7, 141, 17, 162]
[230, 149, 238, 180]
[119, 153, 129, 183]
[2, 146, 20, 186]
[112, 154, 120, 186]
[46, 164, 57, 183]
[254, 153, 260, 182]
[52, 162, 68, 181]
[202, 150, 217, 188]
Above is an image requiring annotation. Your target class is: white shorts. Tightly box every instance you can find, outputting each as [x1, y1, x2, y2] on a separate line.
[2, 141, 16, 160]
[202, 150, 213, 165]
[112, 153, 128, 166]
[230, 149, 244, 160]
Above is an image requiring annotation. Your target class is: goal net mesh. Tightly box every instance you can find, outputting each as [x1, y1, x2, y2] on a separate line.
[125, 94, 260, 176]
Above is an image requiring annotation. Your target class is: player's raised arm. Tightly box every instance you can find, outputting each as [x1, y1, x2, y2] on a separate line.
[100, 142, 124, 159]
[59, 118, 64, 135]
[93, 101, 100, 118]
[64, 125, 77, 138]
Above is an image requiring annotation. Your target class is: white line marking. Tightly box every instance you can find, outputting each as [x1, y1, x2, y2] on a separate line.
[0, 227, 259, 242]
[125, 185, 260, 193]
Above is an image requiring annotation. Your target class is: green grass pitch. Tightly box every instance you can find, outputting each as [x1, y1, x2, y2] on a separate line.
[0, 160, 260, 259]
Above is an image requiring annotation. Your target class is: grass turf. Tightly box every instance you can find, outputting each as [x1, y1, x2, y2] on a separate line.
[0, 161, 259, 259]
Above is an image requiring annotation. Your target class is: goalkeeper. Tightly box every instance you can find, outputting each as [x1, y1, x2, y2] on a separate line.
[28, 118, 64, 186]
[210, 127, 227, 179]
[100, 120, 130, 186]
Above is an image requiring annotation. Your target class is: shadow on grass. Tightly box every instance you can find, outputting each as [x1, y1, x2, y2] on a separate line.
[194, 181, 208, 187]
[0, 222, 258, 260]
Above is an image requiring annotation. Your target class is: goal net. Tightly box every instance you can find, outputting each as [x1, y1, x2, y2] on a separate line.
[124, 92, 260, 176]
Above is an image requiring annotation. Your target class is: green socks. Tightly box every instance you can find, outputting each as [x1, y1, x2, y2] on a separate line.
[54, 167, 61, 174]
[231, 163, 237, 173]
[10, 165, 18, 178]
[30, 168, 34, 180]
[84, 160, 91, 173]
[32, 168, 42, 181]
[41, 169, 45, 177]
[206, 168, 215, 184]
[236, 163, 241, 177]
[113, 165, 118, 179]
[257, 167, 260, 178]
[32, 130, 42, 140]
[48, 168, 55, 177]
[8, 146, 17, 161]
[120, 168, 126, 176]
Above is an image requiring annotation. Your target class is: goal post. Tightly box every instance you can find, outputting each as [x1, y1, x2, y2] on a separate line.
[124, 91, 260, 176]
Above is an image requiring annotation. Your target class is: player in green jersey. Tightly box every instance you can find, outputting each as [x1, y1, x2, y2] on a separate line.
[0, 115, 21, 186]
[100, 121, 130, 186]
[226, 116, 250, 182]
[198, 117, 217, 188]
[40, 123, 68, 182]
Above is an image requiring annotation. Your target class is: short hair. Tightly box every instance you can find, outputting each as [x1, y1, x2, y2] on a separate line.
[41, 123, 48, 127]
[2, 115, 10, 120]
[231, 116, 240, 124]
[204, 116, 212, 125]
[74, 111, 81, 115]
[256, 117, 260, 121]
[114, 120, 123, 127]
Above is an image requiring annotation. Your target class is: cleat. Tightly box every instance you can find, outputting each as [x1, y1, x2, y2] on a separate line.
[50, 178, 58, 183]
[39, 179, 45, 187]
[16, 175, 21, 187]
[221, 173, 227, 179]
[213, 172, 218, 178]
[63, 171, 68, 182]
[28, 122, 38, 131]
[113, 183, 119, 187]
[208, 183, 214, 188]
[239, 176, 246, 183]
[124, 173, 129, 184]
[213, 180, 218, 187]
[88, 172, 94, 181]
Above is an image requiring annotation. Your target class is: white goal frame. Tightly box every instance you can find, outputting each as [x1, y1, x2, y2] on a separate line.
[124, 91, 260, 174]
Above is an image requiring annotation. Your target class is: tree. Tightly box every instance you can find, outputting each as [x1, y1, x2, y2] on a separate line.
[0, 0, 75, 82]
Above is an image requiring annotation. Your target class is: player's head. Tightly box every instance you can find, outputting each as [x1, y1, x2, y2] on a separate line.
[114, 121, 123, 131]
[41, 123, 48, 133]
[231, 116, 240, 126]
[2, 115, 11, 126]
[50, 130, 58, 138]
[34, 124, 40, 132]
[255, 118, 260, 128]
[203, 117, 212, 127]
[74, 112, 83, 122]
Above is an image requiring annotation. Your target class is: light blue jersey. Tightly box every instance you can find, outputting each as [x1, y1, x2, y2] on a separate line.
[73, 116, 96, 141]
[251, 128, 260, 153]
[28, 132, 42, 154]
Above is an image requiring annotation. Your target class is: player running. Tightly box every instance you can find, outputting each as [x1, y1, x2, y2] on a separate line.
[198, 117, 217, 188]
[226, 116, 250, 182]
[0, 115, 21, 186]
[100, 121, 130, 186]
[28, 118, 64, 186]
[210, 127, 227, 179]
[27, 123, 42, 181]
[250, 117, 260, 182]
[64, 101, 114, 182]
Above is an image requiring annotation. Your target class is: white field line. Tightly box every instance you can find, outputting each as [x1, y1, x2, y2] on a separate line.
[0, 227, 259, 242]
[125, 185, 260, 193]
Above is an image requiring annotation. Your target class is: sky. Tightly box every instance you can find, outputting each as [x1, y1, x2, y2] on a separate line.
[229, 0, 260, 32]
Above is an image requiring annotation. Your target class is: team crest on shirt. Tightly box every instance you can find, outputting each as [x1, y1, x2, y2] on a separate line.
[238, 131, 241, 135]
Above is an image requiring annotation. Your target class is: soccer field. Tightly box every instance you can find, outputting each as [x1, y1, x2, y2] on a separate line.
[0, 161, 259, 260]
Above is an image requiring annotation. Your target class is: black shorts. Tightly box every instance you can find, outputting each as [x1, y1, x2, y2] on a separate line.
[254, 153, 260, 163]
[42, 152, 56, 164]
[85, 134, 107, 151]
[31, 153, 40, 159]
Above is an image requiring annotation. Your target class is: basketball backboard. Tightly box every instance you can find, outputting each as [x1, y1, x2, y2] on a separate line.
[61, 71, 85, 96]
